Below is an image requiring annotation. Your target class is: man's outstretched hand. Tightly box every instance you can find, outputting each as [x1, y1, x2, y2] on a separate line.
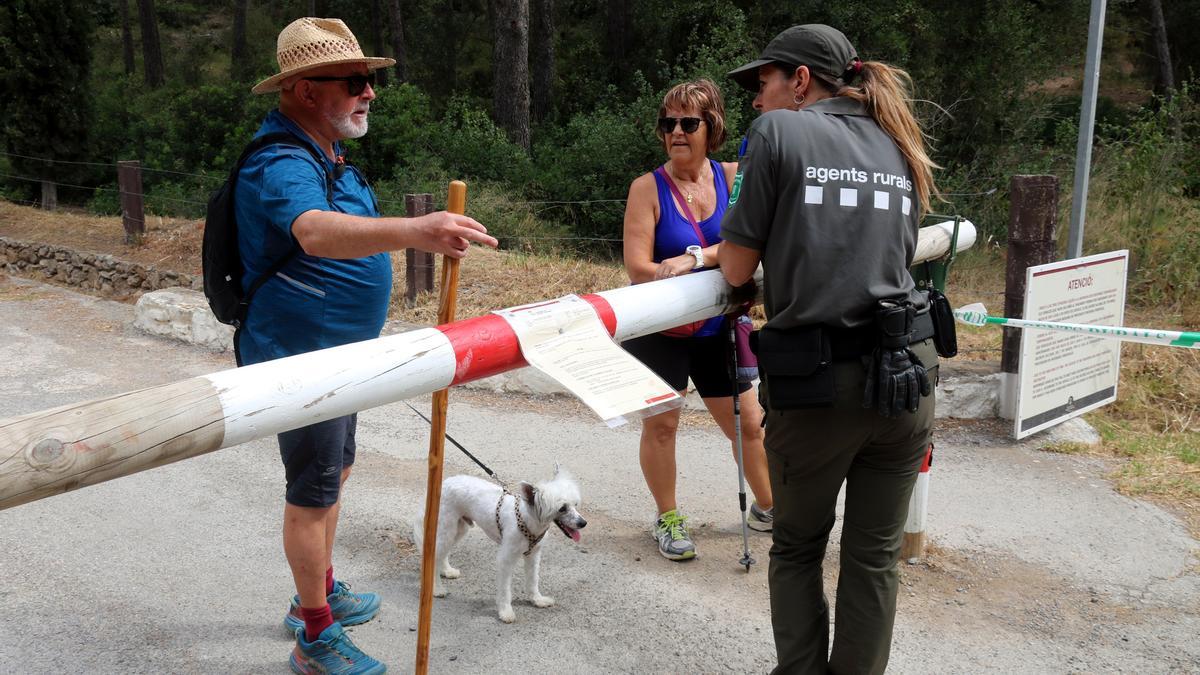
[417, 211, 498, 258]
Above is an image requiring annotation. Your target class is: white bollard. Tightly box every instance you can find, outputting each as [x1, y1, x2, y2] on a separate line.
[902, 443, 933, 562]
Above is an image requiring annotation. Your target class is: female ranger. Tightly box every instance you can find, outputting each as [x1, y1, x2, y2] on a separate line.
[718, 25, 940, 674]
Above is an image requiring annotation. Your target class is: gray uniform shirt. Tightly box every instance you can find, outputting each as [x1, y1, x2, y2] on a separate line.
[720, 96, 922, 330]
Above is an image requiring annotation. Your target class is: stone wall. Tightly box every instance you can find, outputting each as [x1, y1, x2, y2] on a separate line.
[0, 236, 199, 298]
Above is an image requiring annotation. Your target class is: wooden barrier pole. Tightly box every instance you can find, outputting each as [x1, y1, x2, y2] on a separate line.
[0, 222, 970, 513]
[415, 180, 466, 674]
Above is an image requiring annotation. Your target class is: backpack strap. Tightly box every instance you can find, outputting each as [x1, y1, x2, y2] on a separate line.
[230, 131, 337, 325]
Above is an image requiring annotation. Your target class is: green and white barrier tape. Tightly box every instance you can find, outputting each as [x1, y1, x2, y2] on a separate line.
[953, 303, 1200, 350]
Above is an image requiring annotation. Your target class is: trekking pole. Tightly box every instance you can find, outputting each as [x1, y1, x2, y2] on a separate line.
[415, 180, 466, 675]
[728, 317, 755, 573]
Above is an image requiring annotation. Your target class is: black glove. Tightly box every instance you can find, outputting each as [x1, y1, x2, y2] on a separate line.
[726, 279, 758, 317]
[862, 300, 932, 417]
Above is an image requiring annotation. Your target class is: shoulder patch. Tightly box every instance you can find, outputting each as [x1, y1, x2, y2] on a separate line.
[728, 169, 743, 206]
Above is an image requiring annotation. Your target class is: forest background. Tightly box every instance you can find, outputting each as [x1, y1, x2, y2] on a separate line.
[1, 0, 1198, 521]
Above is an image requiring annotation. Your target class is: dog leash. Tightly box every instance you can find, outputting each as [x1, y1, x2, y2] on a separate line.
[404, 402, 541, 554]
[404, 401, 503, 485]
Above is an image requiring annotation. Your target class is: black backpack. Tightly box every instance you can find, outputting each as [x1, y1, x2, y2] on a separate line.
[202, 132, 334, 329]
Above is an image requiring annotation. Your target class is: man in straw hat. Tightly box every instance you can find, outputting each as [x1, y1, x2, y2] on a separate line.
[239, 17, 497, 674]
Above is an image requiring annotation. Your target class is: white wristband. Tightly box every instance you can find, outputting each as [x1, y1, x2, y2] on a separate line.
[686, 245, 704, 269]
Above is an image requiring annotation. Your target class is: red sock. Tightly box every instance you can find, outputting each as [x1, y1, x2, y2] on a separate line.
[301, 604, 334, 642]
[325, 566, 335, 596]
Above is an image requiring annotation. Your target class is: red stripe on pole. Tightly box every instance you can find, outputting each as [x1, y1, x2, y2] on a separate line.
[440, 314, 524, 386]
[919, 444, 933, 473]
[438, 294, 619, 386]
[580, 294, 618, 335]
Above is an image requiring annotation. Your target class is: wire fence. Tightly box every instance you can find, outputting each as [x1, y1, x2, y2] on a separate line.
[1, 147, 1006, 253]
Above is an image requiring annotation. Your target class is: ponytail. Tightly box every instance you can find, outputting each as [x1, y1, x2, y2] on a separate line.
[837, 62, 940, 217]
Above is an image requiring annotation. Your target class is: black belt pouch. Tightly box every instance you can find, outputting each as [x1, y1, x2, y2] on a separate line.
[750, 325, 835, 409]
[928, 288, 958, 358]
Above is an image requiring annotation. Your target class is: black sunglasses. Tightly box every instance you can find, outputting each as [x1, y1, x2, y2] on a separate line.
[303, 72, 376, 96]
[658, 116, 704, 135]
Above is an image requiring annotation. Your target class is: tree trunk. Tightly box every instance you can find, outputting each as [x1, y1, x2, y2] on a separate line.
[1145, 0, 1174, 98]
[137, 0, 165, 88]
[388, 0, 407, 83]
[119, 0, 135, 76]
[231, 0, 248, 81]
[605, 0, 630, 74]
[368, 0, 389, 87]
[490, 0, 530, 151]
[530, 0, 554, 123]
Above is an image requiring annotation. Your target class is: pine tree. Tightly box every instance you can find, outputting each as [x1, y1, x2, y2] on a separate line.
[0, 0, 92, 208]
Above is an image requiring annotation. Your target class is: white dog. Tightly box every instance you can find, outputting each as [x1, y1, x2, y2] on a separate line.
[413, 465, 586, 623]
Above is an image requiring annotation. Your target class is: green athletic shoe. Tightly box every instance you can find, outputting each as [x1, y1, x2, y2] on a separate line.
[746, 502, 774, 532]
[284, 580, 382, 636]
[290, 622, 386, 675]
[652, 509, 696, 561]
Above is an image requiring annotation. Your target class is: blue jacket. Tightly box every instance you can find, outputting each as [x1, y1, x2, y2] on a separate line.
[234, 110, 391, 364]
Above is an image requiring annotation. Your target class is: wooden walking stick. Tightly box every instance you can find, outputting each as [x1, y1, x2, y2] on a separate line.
[415, 180, 466, 674]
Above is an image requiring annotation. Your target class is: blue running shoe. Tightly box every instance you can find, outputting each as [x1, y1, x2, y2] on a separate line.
[284, 580, 382, 636]
[290, 622, 386, 675]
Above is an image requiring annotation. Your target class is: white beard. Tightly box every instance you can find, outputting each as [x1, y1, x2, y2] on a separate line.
[325, 108, 369, 139]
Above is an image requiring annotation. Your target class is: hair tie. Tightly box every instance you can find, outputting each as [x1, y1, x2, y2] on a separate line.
[852, 59, 863, 75]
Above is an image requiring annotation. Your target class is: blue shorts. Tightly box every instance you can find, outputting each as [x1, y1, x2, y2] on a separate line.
[622, 332, 752, 398]
[279, 414, 358, 507]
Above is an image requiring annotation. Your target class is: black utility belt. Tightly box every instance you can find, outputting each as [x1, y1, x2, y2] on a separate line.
[827, 310, 935, 361]
[749, 311, 936, 411]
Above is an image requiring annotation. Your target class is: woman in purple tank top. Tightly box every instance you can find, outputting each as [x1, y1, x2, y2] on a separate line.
[621, 79, 774, 562]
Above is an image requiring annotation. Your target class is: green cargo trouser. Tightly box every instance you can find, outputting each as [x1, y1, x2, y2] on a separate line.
[765, 339, 937, 675]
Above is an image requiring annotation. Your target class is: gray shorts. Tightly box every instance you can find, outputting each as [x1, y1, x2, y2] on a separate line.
[278, 413, 358, 507]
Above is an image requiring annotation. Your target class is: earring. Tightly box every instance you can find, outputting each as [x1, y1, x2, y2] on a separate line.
[792, 94, 806, 108]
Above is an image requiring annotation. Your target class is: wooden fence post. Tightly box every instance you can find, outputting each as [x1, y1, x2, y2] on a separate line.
[1000, 175, 1059, 418]
[117, 160, 145, 244]
[40, 181, 57, 211]
[404, 193, 435, 306]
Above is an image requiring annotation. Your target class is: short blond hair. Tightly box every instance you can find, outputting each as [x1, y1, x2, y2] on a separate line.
[655, 78, 728, 153]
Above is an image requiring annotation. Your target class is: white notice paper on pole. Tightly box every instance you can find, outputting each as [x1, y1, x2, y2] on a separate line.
[493, 295, 682, 427]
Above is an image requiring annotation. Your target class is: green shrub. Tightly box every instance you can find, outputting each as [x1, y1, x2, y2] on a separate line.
[1085, 93, 1200, 309]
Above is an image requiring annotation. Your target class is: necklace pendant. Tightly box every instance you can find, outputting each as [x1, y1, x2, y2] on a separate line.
[686, 193, 694, 204]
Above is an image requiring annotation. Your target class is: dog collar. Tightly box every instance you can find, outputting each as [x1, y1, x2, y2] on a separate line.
[495, 490, 546, 557]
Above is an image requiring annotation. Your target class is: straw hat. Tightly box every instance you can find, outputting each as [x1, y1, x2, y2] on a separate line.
[252, 18, 395, 95]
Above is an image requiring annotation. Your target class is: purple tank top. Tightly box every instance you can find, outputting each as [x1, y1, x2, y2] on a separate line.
[652, 159, 730, 338]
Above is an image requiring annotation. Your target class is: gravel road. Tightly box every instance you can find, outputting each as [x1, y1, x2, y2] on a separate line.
[1, 275, 1197, 674]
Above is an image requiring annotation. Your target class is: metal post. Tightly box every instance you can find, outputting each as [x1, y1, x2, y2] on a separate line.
[117, 160, 145, 244]
[1067, 0, 1107, 260]
[1001, 175, 1059, 418]
[404, 193, 435, 305]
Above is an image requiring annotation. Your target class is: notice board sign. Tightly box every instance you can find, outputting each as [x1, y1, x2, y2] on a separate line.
[1015, 250, 1129, 439]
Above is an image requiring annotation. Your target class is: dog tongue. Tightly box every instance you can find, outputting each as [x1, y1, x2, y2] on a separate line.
[568, 528, 581, 542]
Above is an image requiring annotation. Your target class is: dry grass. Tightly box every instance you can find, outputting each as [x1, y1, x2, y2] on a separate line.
[388, 247, 627, 325]
[1, 198, 1196, 532]
[0, 200, 203, 274]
